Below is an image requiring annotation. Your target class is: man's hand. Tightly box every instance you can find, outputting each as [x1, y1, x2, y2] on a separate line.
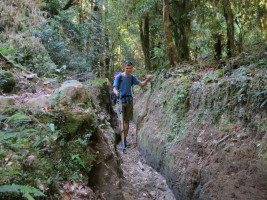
[113, 87, 119, 96]
[146, 75, 153, 81]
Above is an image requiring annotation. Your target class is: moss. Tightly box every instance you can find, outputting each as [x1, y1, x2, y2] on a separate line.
[0, 71, 17, 93]
[58, 108, 95, 138]
[34, 111, 55, 124]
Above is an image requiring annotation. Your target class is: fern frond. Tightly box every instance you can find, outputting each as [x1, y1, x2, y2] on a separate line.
[0, 132, 18, 142]
[0, 114, 8, 121]
[23, 192, 35, 200]
[0, 184, 45, 197]
[0, 129, 37, 142]
[6, 113, 31, 123]
[0, 170, 21, 178]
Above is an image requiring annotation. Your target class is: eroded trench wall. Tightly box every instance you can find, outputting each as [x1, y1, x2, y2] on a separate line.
[134, 71, 267, 200]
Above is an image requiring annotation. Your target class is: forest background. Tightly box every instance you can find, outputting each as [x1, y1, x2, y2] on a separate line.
[0, 0, 266, 78]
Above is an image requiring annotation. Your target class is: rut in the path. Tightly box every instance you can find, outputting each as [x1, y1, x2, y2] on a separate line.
[117, 122, 176, 200]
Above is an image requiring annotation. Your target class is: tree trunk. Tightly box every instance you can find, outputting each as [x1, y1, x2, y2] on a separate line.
[79, 0, 84, 24]
[139, 14, 151, 70]
[214, 33, 223, 60]
[223, 0, 235, 57]
[163, 0, 178, 66]
[63, 0, 80, 10]
[258, 3, 267, 41]
[170, 0, 192, 61]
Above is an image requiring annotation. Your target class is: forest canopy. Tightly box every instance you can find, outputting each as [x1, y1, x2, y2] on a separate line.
[0, 0, 266, 77]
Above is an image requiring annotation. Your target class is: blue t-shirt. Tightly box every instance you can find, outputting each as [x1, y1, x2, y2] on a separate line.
[113, 73, 140, 102]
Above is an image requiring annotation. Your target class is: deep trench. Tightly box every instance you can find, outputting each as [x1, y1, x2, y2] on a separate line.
[86, 84, 176, 200]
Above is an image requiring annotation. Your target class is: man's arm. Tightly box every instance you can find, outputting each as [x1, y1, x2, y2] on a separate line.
[138, 75, 152, 87]
[113, 86, 119, 96]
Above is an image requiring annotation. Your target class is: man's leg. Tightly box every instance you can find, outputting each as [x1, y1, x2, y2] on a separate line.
[124, 120, 129, 138]
[122, 101, 133, 147]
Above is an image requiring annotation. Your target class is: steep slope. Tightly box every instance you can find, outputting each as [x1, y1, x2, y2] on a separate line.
[134, 53, 267, 200]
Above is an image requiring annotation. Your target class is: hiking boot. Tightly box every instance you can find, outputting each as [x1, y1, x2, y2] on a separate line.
[118, 145, 126, 150]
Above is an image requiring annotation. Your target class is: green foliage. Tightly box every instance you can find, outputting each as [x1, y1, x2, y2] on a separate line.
[0, 43, 22, 61]
[33, 7, 107, 76]
[51, 91, 66, 109]
[203, 73, 218, 83]
[42, 0, 62, 16]
[6, 113, 31, 123]
[0, 184, 45, 199]
[0, 71, 17, 93]
[0, 170, 21, 179]
[0, 105, 97, 198]
[0, 132, 19, 142]
[256, 58, 267, 68]
[24, 54, 57, 77]
[88, 78, 108, 87]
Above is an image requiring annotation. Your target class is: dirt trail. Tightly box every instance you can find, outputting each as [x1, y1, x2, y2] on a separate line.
[117, 122, 176, 200]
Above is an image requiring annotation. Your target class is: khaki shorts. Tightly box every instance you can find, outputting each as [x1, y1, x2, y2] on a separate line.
[117, 100, 133, 120]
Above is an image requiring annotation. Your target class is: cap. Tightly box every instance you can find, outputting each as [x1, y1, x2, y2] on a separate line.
[124, 61, 133, 66]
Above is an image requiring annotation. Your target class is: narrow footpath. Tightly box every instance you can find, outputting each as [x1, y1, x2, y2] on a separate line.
[117, 122, 176, 200]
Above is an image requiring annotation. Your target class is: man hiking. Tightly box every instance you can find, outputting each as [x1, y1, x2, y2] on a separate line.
[113, 61, 152, 150]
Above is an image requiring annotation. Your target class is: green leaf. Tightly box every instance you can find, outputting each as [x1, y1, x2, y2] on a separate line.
[0, 132, 18, 142]
[0, 114, 8, 121]
[0, 129, 37, 142]
[0, 170, 21, 178]
[48, 123, 55, 132]
[6, 113, 31, 123]
[23, 192, 35, 200]
[0, 184, 45, 197]
[253, 90, 267, 98]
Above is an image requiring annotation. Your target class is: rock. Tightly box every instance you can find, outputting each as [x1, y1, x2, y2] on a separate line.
[59, 109, 96, 138]
[56, 80, 93, 106]
[0, 96, 15, 106]
[150, 191, 156, 196]
[197, 137, 203, 143]
[26, 95, 52, 108]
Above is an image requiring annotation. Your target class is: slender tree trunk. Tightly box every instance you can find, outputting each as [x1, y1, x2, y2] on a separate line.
[139, 14, 151, 70]
[223, 0, 235, 57]
[258, 3, 267, 41]
[79, 0, 84, 24]
[163, 0, 178, 66]
[103, 0, 110, 78]
[214, 33, 223, 60]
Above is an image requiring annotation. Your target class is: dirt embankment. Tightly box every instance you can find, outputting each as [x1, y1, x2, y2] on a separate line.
[134, 60, 267, 200]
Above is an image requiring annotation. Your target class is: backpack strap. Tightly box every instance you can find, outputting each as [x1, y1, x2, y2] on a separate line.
[131, 75, 134, 94]
[118, 73, 123, 88]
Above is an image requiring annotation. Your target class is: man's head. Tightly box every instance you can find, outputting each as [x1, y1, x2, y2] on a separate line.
[124, 60, 134, 75]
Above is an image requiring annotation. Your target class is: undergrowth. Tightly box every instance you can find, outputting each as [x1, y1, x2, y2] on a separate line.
[157, 53, 267, 144]
[0, 106, 96, 199]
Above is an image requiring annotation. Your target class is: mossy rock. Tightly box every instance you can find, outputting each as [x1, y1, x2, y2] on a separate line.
[35, 111, 55, 124]
[0, 71, 17, 93]
[59, 109, 95, 138]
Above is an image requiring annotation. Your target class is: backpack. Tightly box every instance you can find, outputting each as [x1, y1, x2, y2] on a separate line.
[111, 72, 134, 104]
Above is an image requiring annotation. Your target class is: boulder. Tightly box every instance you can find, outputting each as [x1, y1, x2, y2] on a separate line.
[59, 108, 95, 138]
[56, 80, 92, 106]
[0, 96, 15, 106]
[26, 95, 52, 108]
